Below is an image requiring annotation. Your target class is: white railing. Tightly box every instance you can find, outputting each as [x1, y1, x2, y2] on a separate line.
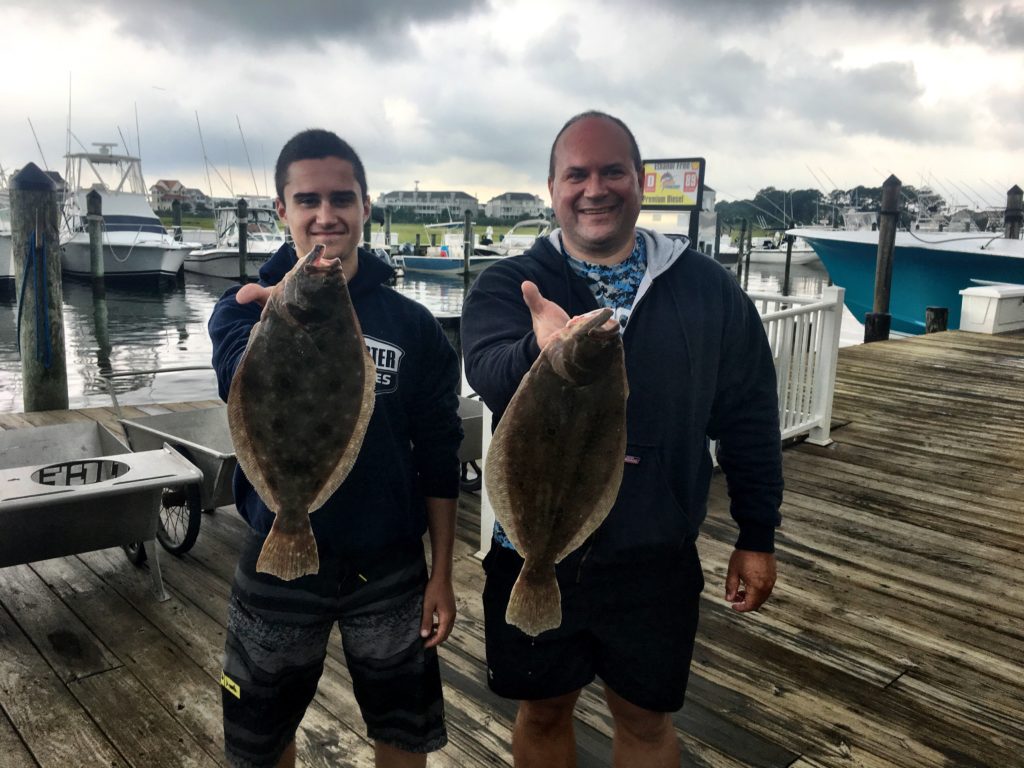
[750, 285, 844, 446]
[475, 285, 846, 557]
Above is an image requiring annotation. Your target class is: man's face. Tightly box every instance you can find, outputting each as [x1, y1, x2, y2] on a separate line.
[548, 116, 643, 262]
[276, 156, 369, 270]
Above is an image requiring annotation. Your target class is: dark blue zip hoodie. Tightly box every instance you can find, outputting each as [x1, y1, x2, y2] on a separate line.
[209, 244, 463, 556]
[461, 229, 782, 564]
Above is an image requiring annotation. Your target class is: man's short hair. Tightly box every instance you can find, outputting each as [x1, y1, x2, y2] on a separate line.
[548, 111, 643, 180]
[274, 129, 368, 202]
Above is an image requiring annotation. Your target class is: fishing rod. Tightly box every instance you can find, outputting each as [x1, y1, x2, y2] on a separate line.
[237, 116, 260, 198]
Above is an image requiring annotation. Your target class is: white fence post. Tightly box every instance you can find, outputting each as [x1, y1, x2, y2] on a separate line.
[806, 285, 844, 445]
[476, 400, 495, 560]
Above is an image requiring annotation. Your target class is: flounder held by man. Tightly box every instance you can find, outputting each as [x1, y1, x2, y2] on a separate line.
[228, 244, 376, 580]
[485, 307, 628, 635]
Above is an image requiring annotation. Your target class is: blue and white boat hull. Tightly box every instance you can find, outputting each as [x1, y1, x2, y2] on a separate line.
[791, 229, 1024, 334]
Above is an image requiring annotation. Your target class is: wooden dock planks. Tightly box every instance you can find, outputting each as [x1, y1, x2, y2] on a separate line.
[0, 329, 1022, 766]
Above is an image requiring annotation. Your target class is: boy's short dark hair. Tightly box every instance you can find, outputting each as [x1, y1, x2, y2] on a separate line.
[274, 129, 368, 201]
[548, 110, 643, 180]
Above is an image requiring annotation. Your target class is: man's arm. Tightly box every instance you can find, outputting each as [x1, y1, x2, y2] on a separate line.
[420, 496, 457, 648]
[708, 281, 785, 611]
[462, 265, 549, 416]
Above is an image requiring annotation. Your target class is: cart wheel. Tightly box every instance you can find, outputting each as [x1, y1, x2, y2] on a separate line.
[123, 541, 147, 565]
[460, 460, 482, 493]
[157, 482, 202, 556]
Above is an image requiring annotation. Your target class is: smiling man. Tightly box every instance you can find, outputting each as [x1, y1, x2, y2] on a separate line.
[461, 111, 784, 767]
[208, 129, 462, 768]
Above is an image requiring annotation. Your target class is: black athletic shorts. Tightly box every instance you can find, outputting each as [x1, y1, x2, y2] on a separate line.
[482, 538, 704, 713]
[221, 530, 446, 767]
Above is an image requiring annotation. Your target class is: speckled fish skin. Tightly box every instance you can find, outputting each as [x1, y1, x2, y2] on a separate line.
[485, 308, 627, 635]
[228, 244, 376, 580]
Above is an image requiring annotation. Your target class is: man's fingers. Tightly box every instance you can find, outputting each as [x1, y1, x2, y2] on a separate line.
[730, 584, 770, 613]
[724, 569, 740, 603]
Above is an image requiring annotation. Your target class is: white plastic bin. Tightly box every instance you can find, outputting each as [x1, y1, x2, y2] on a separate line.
[958, 284, 1024, 334]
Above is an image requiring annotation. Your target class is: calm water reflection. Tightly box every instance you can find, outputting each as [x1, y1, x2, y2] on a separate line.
[0, 258, 861, 412]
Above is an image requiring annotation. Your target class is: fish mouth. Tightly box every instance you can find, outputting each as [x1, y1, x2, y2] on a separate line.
[301, 243, 342, 271]
[573, 307, 618, 338]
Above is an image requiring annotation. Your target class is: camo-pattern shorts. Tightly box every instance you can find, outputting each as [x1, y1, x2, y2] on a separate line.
[221, 531, 446, 767]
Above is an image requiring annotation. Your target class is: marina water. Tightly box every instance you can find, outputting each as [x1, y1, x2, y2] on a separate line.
[0, 259, 861, 412]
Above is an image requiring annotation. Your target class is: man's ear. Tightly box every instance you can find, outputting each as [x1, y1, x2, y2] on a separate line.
[275, 197, 286, 219]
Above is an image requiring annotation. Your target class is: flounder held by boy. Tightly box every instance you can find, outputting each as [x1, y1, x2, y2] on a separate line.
[228, 244, 376, 580]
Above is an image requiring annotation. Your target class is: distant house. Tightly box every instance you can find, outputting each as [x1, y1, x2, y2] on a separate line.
[484, 192, 546, 220]
[149, 180, 212, 213]
[375, 189, 480, 219]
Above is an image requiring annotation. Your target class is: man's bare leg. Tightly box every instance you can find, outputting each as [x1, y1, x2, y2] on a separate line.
[512, 689, 582, 767]
[604, 685, 679, 768]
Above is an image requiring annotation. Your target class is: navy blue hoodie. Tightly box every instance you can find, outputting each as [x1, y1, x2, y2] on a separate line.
[209, 244, 463, 556]
[461, 229, 782, 564]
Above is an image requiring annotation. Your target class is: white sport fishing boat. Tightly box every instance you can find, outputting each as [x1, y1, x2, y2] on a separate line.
[474, 218, 552, 258]
[184, 205, 286, 279]
[60, 144, 191, 285]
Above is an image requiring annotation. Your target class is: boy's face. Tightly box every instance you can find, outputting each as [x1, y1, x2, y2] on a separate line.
[276, 156, 370, 272]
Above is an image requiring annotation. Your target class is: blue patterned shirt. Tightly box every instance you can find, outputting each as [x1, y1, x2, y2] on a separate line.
[492, 232, 646, 551]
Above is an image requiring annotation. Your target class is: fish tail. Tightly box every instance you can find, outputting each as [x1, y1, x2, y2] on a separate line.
[505, 559, 562, 636]
[256, 513, 320, 581]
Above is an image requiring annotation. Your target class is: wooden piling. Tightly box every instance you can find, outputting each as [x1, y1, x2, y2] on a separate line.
[1005, 185, 1022, 240]
[10, 163, 69, 411]
[236, 198, 248, 282]
[736, 219, 747, 283]
[925, 307, 948, 334]
[463, 209, 473, 278]
[782, 231, 795, 296]
[86, 189, 105, 297]
[713, 216, 722, 262]
[384, 206, 392, 250]
[864, 174, 901, 343]
[742, 222, 753, 291]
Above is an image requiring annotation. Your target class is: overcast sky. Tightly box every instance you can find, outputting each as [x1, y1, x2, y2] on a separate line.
[2, 0, 1020, 210]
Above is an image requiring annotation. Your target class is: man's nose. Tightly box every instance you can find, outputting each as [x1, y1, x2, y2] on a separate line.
[583, 172, 606, 198]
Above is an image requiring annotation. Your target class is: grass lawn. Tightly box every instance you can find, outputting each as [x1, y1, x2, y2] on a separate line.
[159, 217, 541, 247]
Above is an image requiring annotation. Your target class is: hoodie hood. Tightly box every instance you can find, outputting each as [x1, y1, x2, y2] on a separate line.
[543, 227, 688, 276]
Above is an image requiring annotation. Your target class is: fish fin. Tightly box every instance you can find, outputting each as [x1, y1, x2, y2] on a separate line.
[256, 514, 320, 580]
[505, 560, 562, 637]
